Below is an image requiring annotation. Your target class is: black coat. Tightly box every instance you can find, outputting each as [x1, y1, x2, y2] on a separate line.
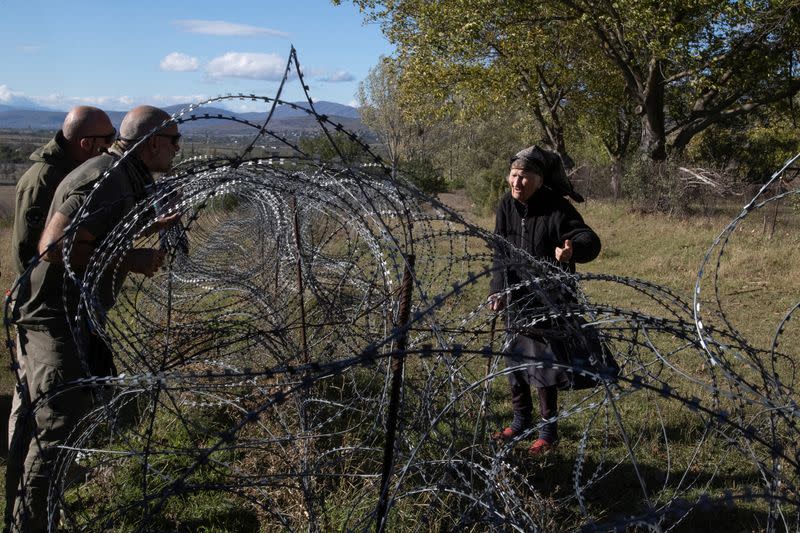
[489, 188, 601, 302]
[490, 188, 609, 389]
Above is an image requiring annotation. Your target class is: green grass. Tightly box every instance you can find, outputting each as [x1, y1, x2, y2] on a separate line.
[1, 193, 797, 530]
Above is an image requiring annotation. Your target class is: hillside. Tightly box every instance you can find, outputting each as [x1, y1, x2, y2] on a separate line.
[0, 101, 366, 137]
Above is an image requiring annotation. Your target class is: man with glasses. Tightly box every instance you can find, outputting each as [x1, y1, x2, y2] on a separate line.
[10, 106, 115, 282]
[5, 106, 115, 527]
[8, 105, 181, 532]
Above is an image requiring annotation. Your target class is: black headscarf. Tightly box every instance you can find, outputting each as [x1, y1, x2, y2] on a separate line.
[510, 145, 584, 203]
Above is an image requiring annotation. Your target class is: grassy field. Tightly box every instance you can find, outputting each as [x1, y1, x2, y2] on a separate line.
[0, 187, 797, 529]
[441, 191, 800, 344]
[0, 186, 16, 220]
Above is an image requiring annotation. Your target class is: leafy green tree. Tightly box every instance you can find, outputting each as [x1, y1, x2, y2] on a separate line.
[341, 0, 800, 162]
[465, 157, 513, 215]
[298, 131, 368, 164]
[340, 0, 590, 165]
[687, 106, 800, 184]
[358, 56, 528, 193]
[570, 62, 639, 200]
[357, 58, 422, 177]
[435, 110, 532, 211]
[400, 156, 448, 193]
[563, 0, 800, 160]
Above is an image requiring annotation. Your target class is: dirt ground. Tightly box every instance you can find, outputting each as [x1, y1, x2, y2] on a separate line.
[436, 189, 489, 226]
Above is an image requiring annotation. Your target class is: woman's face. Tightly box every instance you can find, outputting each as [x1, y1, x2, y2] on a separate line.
[507, 167, 543, 202]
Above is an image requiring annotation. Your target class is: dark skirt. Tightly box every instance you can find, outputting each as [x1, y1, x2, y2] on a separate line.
[503, 334, 569, 389]
[503, 324, 620, 390]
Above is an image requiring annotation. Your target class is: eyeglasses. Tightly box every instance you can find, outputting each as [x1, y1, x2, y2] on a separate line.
[156, 133, 182, 147]
[82, 128, 117, 144]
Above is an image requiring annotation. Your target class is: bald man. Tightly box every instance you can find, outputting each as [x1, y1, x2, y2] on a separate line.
[11, 106, 115, 277]
[7, 105, 180, 533]
[4, 106, 114, 529]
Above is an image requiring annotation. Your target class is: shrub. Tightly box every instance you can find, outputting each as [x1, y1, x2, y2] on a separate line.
[465, 158, 508, 215]
[0, 144, 28, 163]
[299, 131, 368, 164]
[686, 120, 800, 184]
[401, 157, 448, 194]
[622, 157, 692, 215]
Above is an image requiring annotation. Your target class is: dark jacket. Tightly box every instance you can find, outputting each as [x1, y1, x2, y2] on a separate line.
[15, 147, 154, 332]
[491, 188, 616, 389]
[489, 188, 601, 302]
[11, 131, 79, 276]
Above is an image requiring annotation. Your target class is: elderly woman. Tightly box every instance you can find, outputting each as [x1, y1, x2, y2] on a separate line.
[488, 145, 601, 455]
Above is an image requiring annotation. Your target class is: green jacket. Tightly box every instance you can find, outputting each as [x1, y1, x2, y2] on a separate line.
[11, 131, 79, 276]
[14, 147, 155, 332]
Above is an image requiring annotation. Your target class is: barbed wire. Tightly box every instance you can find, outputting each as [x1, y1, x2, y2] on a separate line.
[4, 47, 800, 531]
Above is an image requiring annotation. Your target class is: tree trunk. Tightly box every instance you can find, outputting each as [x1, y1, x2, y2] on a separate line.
[610, 156, 623, 202]
[552, 133, 575, 170]
[639, 61, 667, 161]
[639, 110, 666, 161]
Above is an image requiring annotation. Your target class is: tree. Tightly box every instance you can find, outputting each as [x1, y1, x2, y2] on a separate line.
[558, 0, 800, 160]
[687, 102, 800, 184]
[342, 0, 590, 165]
[357, 58, 418, 177]
[400, 156, 448, 193]
[570, 58, 639, 200]
[298, 131, 367, 164]
[341, 0, 800, 161]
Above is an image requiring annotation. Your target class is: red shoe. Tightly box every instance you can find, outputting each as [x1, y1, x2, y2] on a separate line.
[491, 427, 521, 441]
[528, 438, 555, 456]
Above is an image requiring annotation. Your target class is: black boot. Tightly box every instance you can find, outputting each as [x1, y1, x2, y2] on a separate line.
[536, 385, 558, 443]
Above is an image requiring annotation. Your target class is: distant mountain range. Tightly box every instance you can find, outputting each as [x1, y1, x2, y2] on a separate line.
[0, 101, 367, 137]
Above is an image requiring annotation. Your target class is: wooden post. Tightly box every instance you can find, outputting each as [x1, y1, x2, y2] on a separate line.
[375, 254, 415, 532]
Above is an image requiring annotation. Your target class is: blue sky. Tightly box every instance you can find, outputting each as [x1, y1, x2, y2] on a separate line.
[0, 0, 393, 112]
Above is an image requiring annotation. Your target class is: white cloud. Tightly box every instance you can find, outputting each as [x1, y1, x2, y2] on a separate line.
[0, 85, 43, 108]
[0, 86, 217, 112]
[160, 52, 200, 72]
[206, 52, 290, 81]
[226, 101, 276, 113]
[173, 19, 289, 38]
[0, 84, 21, 103]
[34, 93, 64, 106]
[296, 64, 321, 77]
[318, 70, 356, 83]
[59, 95, 136, 110]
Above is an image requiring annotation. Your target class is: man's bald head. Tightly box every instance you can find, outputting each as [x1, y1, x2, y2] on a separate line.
[119, 105, 173, 142]
[61, 106, 115, 163]
[119, 105, 180, 173]
[62, 106, 112, 142]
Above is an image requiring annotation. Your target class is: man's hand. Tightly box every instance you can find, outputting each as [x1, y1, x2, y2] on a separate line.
[488, 293, 506, 313]
[143, 212, 182, 237]
[555, 239, 573, 263]
[126, 248, 166, 277]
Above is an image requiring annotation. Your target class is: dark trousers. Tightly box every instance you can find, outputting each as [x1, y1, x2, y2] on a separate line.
[510, 381, 558, 422]
[507, 369, 558, 441]
[509, 375, 558, 442]
[6, 327, 93, 533]
[504, 333, 560, 440]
